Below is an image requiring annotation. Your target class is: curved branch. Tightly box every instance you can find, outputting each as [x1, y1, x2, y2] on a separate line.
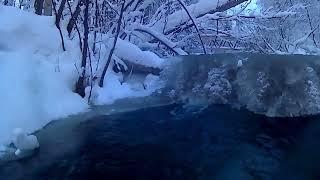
[164, 0, 249, 35]
[134, 26, 188, 55]
[176, 0, 207, 54]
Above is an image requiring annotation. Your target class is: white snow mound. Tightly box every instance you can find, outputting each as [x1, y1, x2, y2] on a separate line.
[0, 6, 88, 145]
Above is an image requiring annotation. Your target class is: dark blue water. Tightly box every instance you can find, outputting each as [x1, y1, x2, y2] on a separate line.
[0, 104, 320, 180]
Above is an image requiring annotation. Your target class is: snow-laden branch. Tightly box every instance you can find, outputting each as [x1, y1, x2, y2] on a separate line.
[134, 25, 188, 55]
[203, 2, 297, 21]
[152, 0, 249, 35]
[293, 25, 320, 48]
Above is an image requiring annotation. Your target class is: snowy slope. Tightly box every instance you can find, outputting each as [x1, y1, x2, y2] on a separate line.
[0, 6, 88, 145]
[0, 6, 62, 54]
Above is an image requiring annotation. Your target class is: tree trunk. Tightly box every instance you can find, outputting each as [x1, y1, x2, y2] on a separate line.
[34, 0, 44, 15]
[43, 0, 52, 16]
[67, 0, 82, 35]
[99, 1, 125, 87]
[56, 0, 67, 24]
[75, 0, 89, 97]
[52, 0, 66, 51]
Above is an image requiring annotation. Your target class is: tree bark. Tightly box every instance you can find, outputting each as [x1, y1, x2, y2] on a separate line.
[75, 0, 89, 97]
[67, 0, 82, 35]
[34, 0, 44, 15]
[56, 0, 67, 24]
[92, 0, 99, 54]
[43, 0, 52, 16]
[67, 0, 83, 52]
[52, 0, 66, 51]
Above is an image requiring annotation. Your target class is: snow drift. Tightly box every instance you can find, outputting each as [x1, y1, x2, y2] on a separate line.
[0, 6, 88, 145]
[0, 5, 165, 146]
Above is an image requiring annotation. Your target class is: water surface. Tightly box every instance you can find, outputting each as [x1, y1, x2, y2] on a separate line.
[1, 103, 319, 180]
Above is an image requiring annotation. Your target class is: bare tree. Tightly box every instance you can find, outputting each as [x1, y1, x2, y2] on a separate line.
[52, 0, 66, 51]
[75, 0, 89, 97]
[99, 1, 125, 87]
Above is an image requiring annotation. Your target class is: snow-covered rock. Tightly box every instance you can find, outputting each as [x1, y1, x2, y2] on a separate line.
[12, 128, 39, 157]
[161, 53, 320, 117]
[237, 60, 243, 68]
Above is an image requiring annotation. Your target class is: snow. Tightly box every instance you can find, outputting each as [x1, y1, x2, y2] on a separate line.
[293, 26, 319, 47]
[0, 51, 88, 146]
[134, 25, 188, 55]
[0, 5, 166, 148]
[0, 6, 63, 54]
[237, 60, 243, 67]
[0, 6, 88, 146]
[12, 128, 39, 156]
[89, 71, 164, 105]
[114, 39, 165, 68]
[153, 0, 228, 33]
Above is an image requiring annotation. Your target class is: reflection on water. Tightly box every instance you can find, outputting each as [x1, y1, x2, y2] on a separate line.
[1, 104, 320, 180]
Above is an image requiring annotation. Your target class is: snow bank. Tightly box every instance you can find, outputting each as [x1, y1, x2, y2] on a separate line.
[0, 53, 87, 145]
[89, 71, 164, 105]
[0, 6, 88, 145]
[0, 6, 63, 54]
[86, 35, 165, 105]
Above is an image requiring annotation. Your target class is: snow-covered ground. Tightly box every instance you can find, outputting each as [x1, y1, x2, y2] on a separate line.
[0, 6, 89, 145]
[0, 6, 164, 147]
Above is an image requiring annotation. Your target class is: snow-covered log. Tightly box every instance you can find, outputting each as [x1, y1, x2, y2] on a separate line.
[134, 25, 188, 55]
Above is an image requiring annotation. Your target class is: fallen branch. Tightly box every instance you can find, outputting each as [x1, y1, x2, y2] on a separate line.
[134, 26, 188, 55]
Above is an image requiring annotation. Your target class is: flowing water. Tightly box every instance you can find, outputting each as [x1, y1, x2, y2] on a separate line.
[2, 53, 320, 180]
[1, 102, 320, 180]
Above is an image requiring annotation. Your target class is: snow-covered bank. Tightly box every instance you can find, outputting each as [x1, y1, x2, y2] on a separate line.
[0, 5, 165, 146]
[0, 6, 88, 145]
[89, 73, 164, 105]
[0, 51, 89, 144]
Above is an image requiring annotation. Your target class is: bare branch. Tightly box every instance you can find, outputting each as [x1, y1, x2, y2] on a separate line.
[99, 1, 125, 87]
[134, 26, 188, 55]
[176, 0, 207, 54]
